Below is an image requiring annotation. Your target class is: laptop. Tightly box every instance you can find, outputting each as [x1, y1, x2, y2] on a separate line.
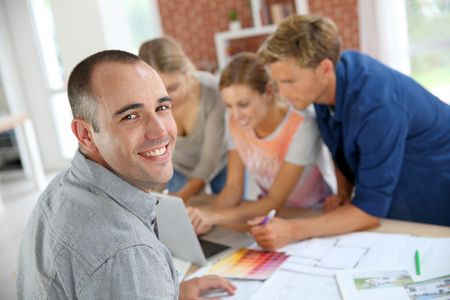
[153, 192, 255, 266]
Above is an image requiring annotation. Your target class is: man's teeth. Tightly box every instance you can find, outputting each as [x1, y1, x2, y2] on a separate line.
[142, 147, 166, 157]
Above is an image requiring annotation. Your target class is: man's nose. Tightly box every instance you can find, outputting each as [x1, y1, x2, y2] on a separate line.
[144, 115, 168, 140]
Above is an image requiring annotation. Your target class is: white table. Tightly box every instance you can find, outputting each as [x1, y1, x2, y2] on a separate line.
[185, 194, 450, 277]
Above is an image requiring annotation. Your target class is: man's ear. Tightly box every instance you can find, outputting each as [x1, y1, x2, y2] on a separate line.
[265, 82, 274, 102]
[71, 118, 98, 153]
[318, 58, 335, 77]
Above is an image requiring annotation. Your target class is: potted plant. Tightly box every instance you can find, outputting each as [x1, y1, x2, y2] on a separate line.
[228, 8, 241, 31]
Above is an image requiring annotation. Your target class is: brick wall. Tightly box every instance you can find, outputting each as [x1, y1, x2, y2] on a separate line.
[157, 0, 359, 71]
[308, 0, 359, 50]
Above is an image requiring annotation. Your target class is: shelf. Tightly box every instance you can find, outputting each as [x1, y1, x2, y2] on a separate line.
[215, 25, 277, 40]
[214, 25, 277, 70]
[214, 0, 309, 70]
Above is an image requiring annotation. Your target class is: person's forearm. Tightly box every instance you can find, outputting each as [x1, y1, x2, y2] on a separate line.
[288, 204, 380, 241]
[335, 162, 354, 197]
[212, 197, 281, 225]
[176, 178, 205, 202]
[213, 184, 243, 208]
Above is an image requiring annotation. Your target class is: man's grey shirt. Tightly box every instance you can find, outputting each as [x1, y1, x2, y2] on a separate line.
[16, 150, 179, 299]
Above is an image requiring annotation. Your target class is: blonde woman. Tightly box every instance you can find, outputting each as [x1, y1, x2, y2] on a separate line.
[188, 52, 336, 235]
[139, 37, 227, 202]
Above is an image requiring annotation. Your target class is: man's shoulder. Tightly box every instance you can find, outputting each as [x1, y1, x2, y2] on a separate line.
[19, 194, 169, 299]
[340, 50, 376, 65]
[39, 170, 158, 264]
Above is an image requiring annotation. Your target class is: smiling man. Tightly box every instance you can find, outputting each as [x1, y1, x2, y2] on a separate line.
[16, 50, 235, 299]
[248, 14, 450, 251]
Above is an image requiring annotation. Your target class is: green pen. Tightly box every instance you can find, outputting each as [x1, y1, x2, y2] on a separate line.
[415, 250, 421, 275]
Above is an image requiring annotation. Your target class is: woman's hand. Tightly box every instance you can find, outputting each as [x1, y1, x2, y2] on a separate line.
[186, 206, 214, 235]
[247, 216, 296, 251]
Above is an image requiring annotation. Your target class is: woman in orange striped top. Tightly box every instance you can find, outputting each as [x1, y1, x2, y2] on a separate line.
[188, 52, 336, 235]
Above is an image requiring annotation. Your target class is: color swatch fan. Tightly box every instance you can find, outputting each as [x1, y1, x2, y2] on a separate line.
[204, 249, 289, 280]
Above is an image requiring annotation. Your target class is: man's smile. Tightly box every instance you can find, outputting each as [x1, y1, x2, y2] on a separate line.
[139, 145, 167, 157]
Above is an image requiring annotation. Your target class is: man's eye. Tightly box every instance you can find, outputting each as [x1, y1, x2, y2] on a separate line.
[157, 105, 170, 111]
[123, 113, 137, 120]
[168, 86, 178, 93]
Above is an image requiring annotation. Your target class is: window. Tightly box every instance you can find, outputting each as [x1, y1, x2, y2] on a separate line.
[406, 0, 450, 103]
[124, 0, 163, 53]
[29, 0, 75, 159]
[29, 0, 163, 159]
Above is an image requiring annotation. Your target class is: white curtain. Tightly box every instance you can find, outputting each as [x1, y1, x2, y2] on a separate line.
[358, 0, 411, 75]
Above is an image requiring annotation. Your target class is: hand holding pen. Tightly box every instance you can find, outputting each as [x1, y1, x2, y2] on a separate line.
[257, 209, 276, 226]
[248, 209, 294, 251]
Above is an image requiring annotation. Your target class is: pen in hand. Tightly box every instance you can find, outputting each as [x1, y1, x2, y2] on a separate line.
[258, 209, 276, 226]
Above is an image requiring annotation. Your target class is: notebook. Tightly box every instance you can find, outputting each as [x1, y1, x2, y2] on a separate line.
[153, 192, 255, 266]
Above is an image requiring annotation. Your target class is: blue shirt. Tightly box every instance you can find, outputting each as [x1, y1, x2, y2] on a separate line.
[315, 51, 450, 226]
[16, 150, 179, 299]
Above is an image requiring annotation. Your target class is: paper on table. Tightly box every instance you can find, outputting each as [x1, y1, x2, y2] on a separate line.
[280, 232, 410, 276]
[335, 268, 411, 300]
[334, 261, 450, 300]
[251, 233, 450, 299]
[356, 233, 410, 269]
[318, 247, 368, 269]
[250, 269, 341, 300]
[394, 236, 450, 267]
[282, 263, 334, 277]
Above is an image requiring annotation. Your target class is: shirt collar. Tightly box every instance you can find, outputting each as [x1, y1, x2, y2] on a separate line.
[332, 59, 347, 123]
[71, 150, 158, 226]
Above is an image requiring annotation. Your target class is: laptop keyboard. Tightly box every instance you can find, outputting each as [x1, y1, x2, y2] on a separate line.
[199, 239, 231, 259]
